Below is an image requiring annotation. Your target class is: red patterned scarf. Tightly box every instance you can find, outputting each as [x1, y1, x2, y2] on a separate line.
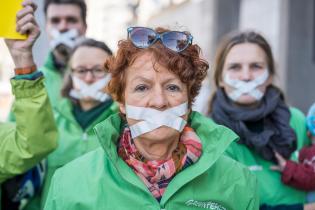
[118, 126, 202, 201]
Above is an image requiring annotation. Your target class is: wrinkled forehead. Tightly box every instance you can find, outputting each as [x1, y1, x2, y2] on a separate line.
[129, 50, 170, 71]
[128, 52, 170, 74]
[126, 52, 181, 82]
[129, 52, 154, 68]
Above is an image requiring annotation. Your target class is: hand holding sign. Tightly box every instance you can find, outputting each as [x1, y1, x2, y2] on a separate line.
[4, 0, 40, 68]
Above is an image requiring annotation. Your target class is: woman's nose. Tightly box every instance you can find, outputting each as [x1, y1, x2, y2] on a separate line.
[149, 87, 168, 110]
[83, 71, 95, 84]
[239, 68, 252, 81]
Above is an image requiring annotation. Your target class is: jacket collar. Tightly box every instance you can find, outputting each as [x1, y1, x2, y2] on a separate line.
[94, 111, 238, 162]
[43, 52, 57, 72]
[94, 111, 238, 204]
[55, 98, 115, 132]
[43, 52, 67, 73]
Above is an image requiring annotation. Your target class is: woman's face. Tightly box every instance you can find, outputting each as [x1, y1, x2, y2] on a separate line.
[70, 46, 109, 101]
[120, 52, 189, 142]
[219, 43, 272, 106]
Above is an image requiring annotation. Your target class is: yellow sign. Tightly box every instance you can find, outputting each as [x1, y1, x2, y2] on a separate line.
[0, 0, 27, 39]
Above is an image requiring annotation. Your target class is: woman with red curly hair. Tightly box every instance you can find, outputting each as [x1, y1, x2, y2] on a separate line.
[45, 27, 259, 210]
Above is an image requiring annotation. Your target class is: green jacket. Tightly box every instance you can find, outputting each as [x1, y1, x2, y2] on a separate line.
[0, 77, 58, 210]
[25, 98, 118, 210]
[45, 112, 259, 210]
[7, 53, 63, 122]
[225, 107, 309, 206]
[0, 77, 57, 183]
[40, 53, 63, 107]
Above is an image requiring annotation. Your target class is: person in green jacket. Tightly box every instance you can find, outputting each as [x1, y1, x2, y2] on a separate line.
[208, 30, 315, 210]
[23, 38, 118, 210]
[44, 26, 259, 210]
[40, 0, 87, 106]
[1, 0, 57, 209]
[8, 0, 87, 122]
[8, 0, 87, 123]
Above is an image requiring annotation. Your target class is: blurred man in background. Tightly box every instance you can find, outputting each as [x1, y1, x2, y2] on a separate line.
[41, 0, 87, 106]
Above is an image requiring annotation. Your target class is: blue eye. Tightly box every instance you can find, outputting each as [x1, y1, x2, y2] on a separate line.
[135, 85, 148, 92]
[167, 84, 181, 92]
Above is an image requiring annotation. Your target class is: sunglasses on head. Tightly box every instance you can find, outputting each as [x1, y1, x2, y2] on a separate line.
[127, 27, 193, 52]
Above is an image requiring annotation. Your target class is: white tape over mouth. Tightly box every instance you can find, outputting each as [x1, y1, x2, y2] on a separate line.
[223, 70, 269, 101]
[126, 102, 188, 138]
[69, 75, 111, 102]
[49, 29, 81, 50]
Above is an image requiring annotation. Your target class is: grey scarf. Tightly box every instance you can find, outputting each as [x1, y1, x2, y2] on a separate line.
[210, 87, 297, 162]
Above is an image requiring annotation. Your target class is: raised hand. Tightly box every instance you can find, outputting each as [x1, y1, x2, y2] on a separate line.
[4, 0, 40, 68]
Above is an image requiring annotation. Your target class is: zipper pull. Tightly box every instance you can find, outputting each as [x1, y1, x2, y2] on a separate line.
[82, 132, 88, 141]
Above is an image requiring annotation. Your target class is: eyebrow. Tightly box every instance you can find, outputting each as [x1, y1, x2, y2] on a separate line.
[130, 76, 180, 84]
[227, 61, 266, 66]
[226, 62, 240, 66]
[49, 15, 79, 20]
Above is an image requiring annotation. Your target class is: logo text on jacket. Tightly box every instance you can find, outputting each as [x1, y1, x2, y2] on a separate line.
[185, 199, 227, 210]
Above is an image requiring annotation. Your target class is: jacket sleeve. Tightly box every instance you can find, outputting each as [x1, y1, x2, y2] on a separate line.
[281, 159, 315, 191]
[0, 75, 58, 184]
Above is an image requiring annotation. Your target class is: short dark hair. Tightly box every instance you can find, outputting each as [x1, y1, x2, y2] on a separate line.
[44, 0, 87, 26]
